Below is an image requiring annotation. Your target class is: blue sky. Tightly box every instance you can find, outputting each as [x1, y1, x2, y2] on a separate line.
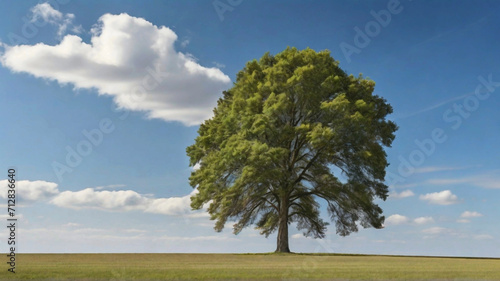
[0, 0, 499, 257]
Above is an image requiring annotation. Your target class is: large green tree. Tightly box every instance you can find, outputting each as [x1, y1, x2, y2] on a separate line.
[187, 47, 397, 253]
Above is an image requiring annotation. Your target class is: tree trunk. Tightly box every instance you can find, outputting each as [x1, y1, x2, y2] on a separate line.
[275, 197, 290, 253]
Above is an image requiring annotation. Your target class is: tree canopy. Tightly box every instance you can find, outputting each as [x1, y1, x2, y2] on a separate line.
[187, 47, 397, 252]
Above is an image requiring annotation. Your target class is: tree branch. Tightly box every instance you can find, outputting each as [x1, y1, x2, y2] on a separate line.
[293, 147, 324, 185]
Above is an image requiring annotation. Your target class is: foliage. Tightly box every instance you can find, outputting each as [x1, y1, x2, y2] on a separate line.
[187, 47, 397, 251]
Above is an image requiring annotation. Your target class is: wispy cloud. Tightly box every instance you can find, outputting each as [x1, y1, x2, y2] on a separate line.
[180, 38, 190, 48]
[422, 226, 450, 235]
[413, 166, 470, 174]
[94, 184, 127, 190]
[396, 93, 472, 119]
[213, 62, 226, 69]
[0, 214, 24, 220]
[426, 171, 500, 189]
[390, 183, 418, 189]
[30, 2, 82, 37]
[18, 226, 238, 246]
[473, 234, 493, 240]
[62, 222, 81, 227]
[156, 235, 239, 242]
[394, 14, 492, 120]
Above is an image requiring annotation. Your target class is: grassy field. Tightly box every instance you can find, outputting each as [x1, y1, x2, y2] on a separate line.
[1, 253, 499, 280]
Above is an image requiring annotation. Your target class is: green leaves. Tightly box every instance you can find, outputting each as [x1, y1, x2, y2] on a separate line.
[186, 47, 397, 250]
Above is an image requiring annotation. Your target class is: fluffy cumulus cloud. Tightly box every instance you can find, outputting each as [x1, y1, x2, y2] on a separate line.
[51, 188, 148, 211]
[457, 211, 482, 223]
[144, 189, 198, 216]
[51, 187, 202, 216]
[385, 214, 409, 225]
[0, 180, 59, 201]
[0, 179, 202, 216]
[419, 190, 459, 205]
[413, 216, 434, 225]
[0, 12, 231, 126]
[460, 211, 483, 218]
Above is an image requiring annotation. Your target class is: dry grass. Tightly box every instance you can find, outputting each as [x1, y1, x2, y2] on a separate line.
[1, 253, 499, 280]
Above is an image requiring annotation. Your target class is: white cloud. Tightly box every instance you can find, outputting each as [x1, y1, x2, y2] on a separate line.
[0, 214, 24, 220]
[180, 39, 190, 48]
[124, 229, 147, 233]
[414, 166, 466, 174]
[389, 189, 414, 199]
[213, 62, 226, 69]
[192, 163, 201, 171]
[426, 171, 500, 189]
[427, 178, 469, 186]
[0, 180, 59, 201]
[456, 212, 482, 224]
[94, 184, 126, 190]
[460, 211, 483, 218]
[30, 3, 82, 37]
[144, 189, 197, 216]
[390, 183, 418, 189]
[473, 234, 493, 240]
[50, 186, 203, 216]
[419, 190, 459, 205]
[395, 92, 472, 119]
[385, 214, 409, 225]
[63, 222, 81, 227]
[422, 227, 449, 235]
[414, 216, 434, 225]
[2, 179, 203, 217]
[1, 13, 231, 126]
[31, 3, 63, 22]
[156, 235, 239, 242]
[51, 188, 148, 211]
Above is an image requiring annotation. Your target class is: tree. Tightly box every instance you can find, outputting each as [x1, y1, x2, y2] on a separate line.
[186, 47, 397, 253]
